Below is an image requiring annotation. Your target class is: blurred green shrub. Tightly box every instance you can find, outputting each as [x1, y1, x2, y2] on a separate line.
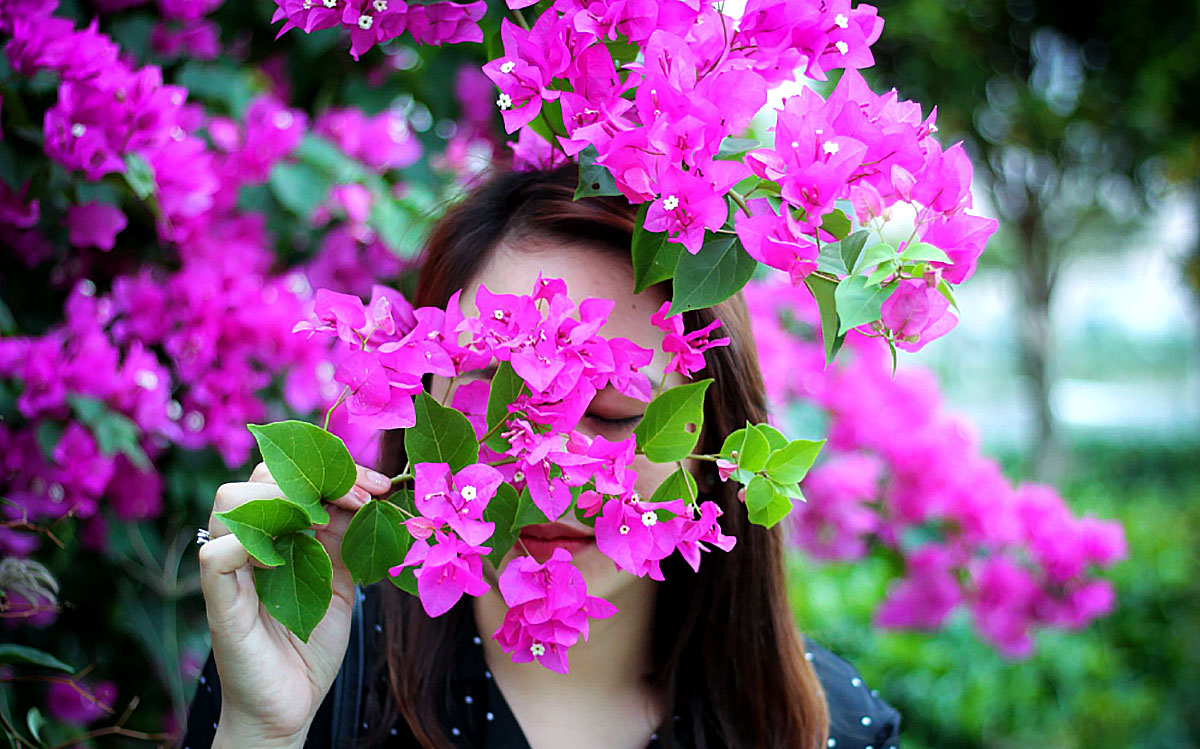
[789, 441, 1200, 748]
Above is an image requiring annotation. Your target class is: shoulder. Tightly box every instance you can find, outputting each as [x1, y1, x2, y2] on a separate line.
[803, 637, 902, 749]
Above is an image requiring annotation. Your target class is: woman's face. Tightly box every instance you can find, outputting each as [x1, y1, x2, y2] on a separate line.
[429, 236, 684, 606]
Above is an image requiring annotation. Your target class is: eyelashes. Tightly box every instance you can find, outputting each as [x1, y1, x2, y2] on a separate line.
[584, 413, 643, 433]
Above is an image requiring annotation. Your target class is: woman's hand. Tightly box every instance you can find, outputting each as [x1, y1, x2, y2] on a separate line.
[198, 461, 392, 748]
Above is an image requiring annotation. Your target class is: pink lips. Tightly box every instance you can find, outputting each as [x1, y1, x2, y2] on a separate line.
[518, 522, 595, 562]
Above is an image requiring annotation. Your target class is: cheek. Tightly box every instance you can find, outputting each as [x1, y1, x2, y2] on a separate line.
[631, 456, 680, 499]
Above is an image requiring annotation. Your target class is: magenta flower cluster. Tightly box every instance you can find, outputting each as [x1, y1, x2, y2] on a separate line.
[298, 277, 738, 669]
[270, 0, 487, 60]
[0, 3, 419, 564]
[748, 279, 1127, 656]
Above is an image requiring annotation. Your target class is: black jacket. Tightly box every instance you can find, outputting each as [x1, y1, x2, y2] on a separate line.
[183, 584, 901, 748]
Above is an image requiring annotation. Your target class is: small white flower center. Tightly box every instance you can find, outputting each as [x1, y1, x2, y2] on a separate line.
[823, 142, 840, 155]
[135, 370, 159, 390]
[461, 485, 477, 501]
[357, 14, 373, 29]
[303, 0, 311, 7]
[273, 110, 294, 129]
[641, 511, 657, 527]
[492, 309, 505, 320]
[185, 411, 205, 432]
[835, 40, 849, 55]
[662, 195, 680, 211]
[166, 400, 183, 420]
[530, 642, 546, 657]
[500, 61, 515, 74]
[834, 13, 848, 28]
[373, 0, 388, 10]
[323, 0, 337, 7]
[49, 483, 65, 502]
[71, 123, 86, 138]
[619, 524, 630, 535]
[496, 93, 513, 110]
[513, 471, 525, 482]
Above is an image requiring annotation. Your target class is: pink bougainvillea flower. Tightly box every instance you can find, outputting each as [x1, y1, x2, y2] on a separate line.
[391, 529, 491, 617]
[649, 301, 729, 379]
[66, 202, 127, 251]
[493, 548, 617, 673]
[879, 278, 957, 352]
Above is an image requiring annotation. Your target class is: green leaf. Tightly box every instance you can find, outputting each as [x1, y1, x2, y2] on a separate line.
[838, 230, 870, 275]
[632, 202, 680, 294]
[819, 208, 852, 240]
[484, 362, 525, 452]
[803, 274, 844, 364]
[604, 38, 639, 65]
[937, 278, 960, 312]
[68, 395, 151, 470]
[719, 427, 748, 458]
[369, 195, 425, 259]
[816, 239, 847, 275]
[247, 420, 358, 525]
[512, 486, 550, 530]
[668, 234, 757, 315]
[853, 242, 898, 275]
[649, 467, 699, 504]
[735, 424, 771, 473]
[0, 644, 74, 673]
[717, 137, 761, 159]
[744, 475, 792, 528]
[574, 145, 622, 198]
[122, 152, 156, 200]
[216, 498, 312, 567]
[405, 392, 479, 472]
[483, 482, 520, 569]
[253, 533, 333, 643]
[764, 439, 825, 484]
[834, 275, 890, 335]
[269, 161, 329, 219]
[26, 707, 45, 744]
[633, 379, 711, 463]
[341, 499, 412, 585]
[864, 261, 897, 287]
[753, 423, 788, 452]
[34, 421, 63, 462]
[899, 241, 952, 264]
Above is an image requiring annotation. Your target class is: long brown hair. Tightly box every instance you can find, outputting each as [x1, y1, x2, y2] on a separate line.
[372, 165, 828, 747]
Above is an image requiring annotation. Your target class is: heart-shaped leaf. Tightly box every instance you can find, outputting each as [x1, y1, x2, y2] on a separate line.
[247, 421, 358, 525]
[803, 274, 844, 364]
[764, 439, 825, 484]
[744, 475, 792, 528]
[342, 500, 412, 585]
[633, 379, 711, 463]
[405, 392, 479, 472]
[216, 497, 312, 567]
[632, 202, 681, 294]
[668, 234, 757, 315]
[253, 533, 333, 643]
[834, 275, 891, 335]
[650, 467, 698, 504]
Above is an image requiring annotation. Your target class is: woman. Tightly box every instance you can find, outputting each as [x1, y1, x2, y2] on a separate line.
[185, 165, 901, 748]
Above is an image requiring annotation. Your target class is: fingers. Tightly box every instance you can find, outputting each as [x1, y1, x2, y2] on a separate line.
[327, 465, 392, 512]
[216, 463, 392, 526]
[198, 533, 253, 625]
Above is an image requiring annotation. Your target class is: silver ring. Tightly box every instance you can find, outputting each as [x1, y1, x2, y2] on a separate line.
[196, 528, 211, 546]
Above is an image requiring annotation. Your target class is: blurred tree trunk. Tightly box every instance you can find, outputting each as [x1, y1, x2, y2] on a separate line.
[1013, 200, 1065, 481]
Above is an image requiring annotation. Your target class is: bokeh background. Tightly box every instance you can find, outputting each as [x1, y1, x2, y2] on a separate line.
[0, 0, 1197, 746]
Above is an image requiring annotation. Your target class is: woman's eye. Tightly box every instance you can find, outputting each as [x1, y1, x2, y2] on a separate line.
[584, 413, 643, 432]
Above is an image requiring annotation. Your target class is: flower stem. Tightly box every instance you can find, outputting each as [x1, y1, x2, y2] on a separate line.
[323, 385, 351, 431]
[728, 188, 752, 217]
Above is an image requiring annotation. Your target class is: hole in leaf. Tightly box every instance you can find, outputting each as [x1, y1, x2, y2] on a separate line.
[684, 422, 697, 433]
[591, 182, 601, 190]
